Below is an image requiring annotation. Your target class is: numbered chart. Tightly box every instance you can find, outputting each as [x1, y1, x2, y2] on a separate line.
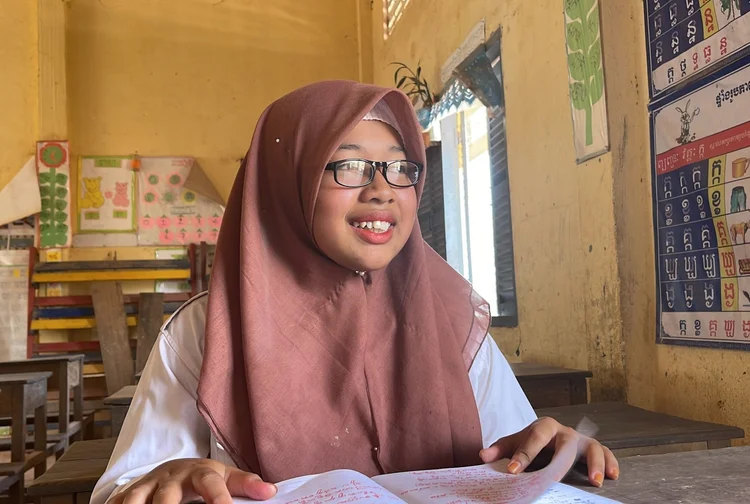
[646, 0, 750, 98]
[652, 56, 750, 348]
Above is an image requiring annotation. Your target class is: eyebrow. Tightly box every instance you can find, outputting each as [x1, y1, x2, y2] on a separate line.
[336, 143, 407, 154]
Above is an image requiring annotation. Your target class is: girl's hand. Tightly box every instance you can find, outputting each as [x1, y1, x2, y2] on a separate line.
[110, 458, 276, 504]
[479, 417, 620, 487]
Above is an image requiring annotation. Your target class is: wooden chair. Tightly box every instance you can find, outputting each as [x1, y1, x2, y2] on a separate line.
[0, 372, 50, 504]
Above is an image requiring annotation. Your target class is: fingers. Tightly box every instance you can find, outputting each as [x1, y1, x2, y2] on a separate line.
[543, 430, 580, 482]
[479, 432, 522, 463]
[151, 483, 183, 504]
[584, 442, 605, 487]
[225, 467, 277, 501]
[119, 484, 154, 504]
[507, 418, 559, 474]
[191, 467, 235, 504]
[603, 446, 620, 481]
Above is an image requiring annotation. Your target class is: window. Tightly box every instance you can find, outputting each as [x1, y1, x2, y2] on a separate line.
[417, 30, 518, 326]
[383, 0, 411, 38]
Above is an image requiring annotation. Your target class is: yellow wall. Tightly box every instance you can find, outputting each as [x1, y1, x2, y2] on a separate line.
[0, 0, 38, 190]
[372, 0, 749, 442]
[1, 0, 369, 201]
[66, 0, 368, 199]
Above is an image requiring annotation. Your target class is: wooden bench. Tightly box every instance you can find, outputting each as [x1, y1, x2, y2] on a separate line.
[537, 401, 745, 456]
[0, 372, 50, 504]
[0, 355, 91, 454]
[103, 386, 137, 438]
[511, 362, 592, 408]
[27, 438, 117, 504]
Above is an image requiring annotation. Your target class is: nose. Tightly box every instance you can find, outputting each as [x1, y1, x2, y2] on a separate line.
[360, 169, 395, 204]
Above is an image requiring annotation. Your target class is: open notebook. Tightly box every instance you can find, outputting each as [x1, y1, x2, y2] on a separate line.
[237, 460, 620, 504]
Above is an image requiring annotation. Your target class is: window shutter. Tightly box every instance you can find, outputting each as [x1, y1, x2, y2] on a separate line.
[488, 112, 518, 326]
[418, 145, 447, 260]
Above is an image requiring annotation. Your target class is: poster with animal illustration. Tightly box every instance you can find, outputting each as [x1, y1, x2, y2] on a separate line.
[651, 55, 750, 349]
[645, 0, 750, 99]
[77, 157, 136, 234]
[564, 0, 609, 163]
[37, 141, 72, 248]
[136, 157, 224, 246]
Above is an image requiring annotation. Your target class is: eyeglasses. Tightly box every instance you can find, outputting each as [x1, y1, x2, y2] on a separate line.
[324, 159, 422, 188]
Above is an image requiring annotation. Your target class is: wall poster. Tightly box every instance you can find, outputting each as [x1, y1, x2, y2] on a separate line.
[646, 0, 750, 99]
[37, 141, 72, 248]
[136, 157, 224, 246]
[0, 250, 29, 360]
[77, 156, 137, 234]
[564, 0, 609, 163]
[652, 55, 750, 349]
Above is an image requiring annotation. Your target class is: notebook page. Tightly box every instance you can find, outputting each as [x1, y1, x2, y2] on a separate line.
[373, 461, 620, 504]
[236, 469, 404, 504]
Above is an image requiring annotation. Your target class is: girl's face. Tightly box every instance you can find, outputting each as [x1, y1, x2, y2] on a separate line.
[313, 120, 418, 272]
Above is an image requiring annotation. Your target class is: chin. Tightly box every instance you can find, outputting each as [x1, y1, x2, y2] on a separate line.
[350, 253, 396, 272]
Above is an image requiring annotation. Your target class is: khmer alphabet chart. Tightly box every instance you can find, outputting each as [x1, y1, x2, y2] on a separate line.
[652, 56, 750, 348]
[645, 0, 750, 99]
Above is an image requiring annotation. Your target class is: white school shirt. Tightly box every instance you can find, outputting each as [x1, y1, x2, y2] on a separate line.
[91, 292, 536, 504]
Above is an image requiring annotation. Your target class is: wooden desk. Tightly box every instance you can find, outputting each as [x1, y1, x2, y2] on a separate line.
[104, 385, 137, 437]
[569, 445, 750, 503]
[0, 372, 50, 504]
[537, 402, 745, 456]
[511, 362, 592, 408]
[0, 355, 87, 446]
[27, 438, 117, 504]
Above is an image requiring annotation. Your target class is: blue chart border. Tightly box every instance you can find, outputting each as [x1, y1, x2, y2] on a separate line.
[650, 53, 750, 351]
[643, 0, 750, 102]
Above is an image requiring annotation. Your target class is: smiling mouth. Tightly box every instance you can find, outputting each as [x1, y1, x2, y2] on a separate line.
[349, 220, 394, 234]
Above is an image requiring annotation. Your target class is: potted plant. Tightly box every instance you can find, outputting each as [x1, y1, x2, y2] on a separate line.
[391, 61, 439, 135]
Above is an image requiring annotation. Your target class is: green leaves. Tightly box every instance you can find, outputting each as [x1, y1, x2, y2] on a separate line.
[568, 53, 587, 81]
[566, 0, 603, 146]
[566, 21, 584, 52]
[570, 82, 588, 111]
[391, 61, 435, 108]
[38, 166, 70, 247]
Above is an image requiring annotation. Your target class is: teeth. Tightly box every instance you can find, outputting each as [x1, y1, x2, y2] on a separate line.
[351, 221, 392, 233]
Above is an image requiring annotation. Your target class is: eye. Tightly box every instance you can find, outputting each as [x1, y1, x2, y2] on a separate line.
[339, 160, 368, 173]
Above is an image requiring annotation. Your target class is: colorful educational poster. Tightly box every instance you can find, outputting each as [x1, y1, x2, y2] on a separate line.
[136, 157, 224, 246]
[0, 250, 29, 360]
[652, 56, 750, 349]
[564, 0, 609, 162]
[77, 157, 136, 233]
[36, 141, 72, 248]
[646, 0, 750, 99]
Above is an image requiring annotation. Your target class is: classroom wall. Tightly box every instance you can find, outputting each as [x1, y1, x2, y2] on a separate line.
[1, 0, 371, 202]
[372, 0, 750, 442]
[372, 0, 630, 402]
[0, 0, 38, 191]
[66, 0, 368, 200]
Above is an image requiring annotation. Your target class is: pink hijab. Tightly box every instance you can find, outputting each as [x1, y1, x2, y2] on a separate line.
[197, 80, 491, 482]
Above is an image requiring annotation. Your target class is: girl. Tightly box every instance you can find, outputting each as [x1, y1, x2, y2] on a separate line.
[91, 81, 618, 504]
